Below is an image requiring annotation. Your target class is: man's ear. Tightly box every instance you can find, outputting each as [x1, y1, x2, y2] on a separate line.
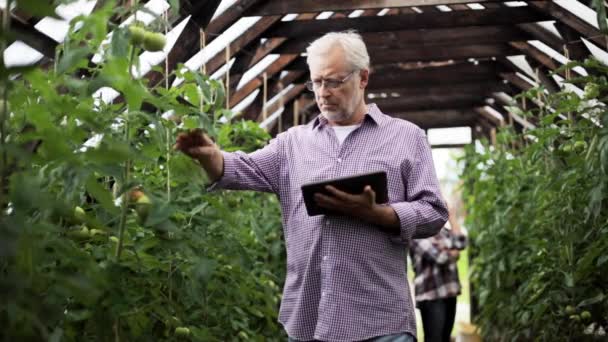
[359, 69, 369, 89]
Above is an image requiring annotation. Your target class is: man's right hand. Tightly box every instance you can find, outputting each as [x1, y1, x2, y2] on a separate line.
[174, 129, 224, 182]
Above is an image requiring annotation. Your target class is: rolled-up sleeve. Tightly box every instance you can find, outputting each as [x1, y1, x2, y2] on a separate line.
[209, 134, 283, 194]
[389, 129, 448, 244]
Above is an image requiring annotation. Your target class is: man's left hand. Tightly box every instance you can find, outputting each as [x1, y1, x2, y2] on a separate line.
[314, 185, 376, 216]
[314, 185, 400, 233]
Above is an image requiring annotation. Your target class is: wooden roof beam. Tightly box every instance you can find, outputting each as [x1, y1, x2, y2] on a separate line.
[390, 109, 479, 129]
[367, 80, 509, 96]
[372, 94, 487, 112]
[528, 0, 607, 50]
[285, 43, 516, 70]
[246, 0, 504, 16]
[275, 25, 531, 54]
[264, 6, 548, 38]
[509, 41, 586, 79]
[229, 54, 301, 108]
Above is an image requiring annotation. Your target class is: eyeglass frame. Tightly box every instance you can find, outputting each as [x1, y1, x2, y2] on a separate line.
[305, 71, 356, 92]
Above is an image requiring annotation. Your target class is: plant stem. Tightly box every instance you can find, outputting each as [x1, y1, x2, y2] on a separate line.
[115, 46, 137, 261]
[0, 0, 11, 212]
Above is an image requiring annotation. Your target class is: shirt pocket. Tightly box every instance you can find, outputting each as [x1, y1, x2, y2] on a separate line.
[365, 158, 405, 202]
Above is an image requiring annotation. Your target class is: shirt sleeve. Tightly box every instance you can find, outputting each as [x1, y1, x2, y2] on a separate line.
[409, 237, 451, 265]
[389, 128, 448, 244]
[208, 134, 283, 194]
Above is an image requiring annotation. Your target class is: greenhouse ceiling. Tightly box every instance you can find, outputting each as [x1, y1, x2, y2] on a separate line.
[3, 0, 608, 146]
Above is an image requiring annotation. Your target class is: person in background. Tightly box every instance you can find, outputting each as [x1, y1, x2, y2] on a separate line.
[409, 206, 467, 342]
[175, 30, 448, 341]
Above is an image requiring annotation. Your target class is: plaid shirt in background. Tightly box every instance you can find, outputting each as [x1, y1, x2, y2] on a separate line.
[409, 227, 468, 303]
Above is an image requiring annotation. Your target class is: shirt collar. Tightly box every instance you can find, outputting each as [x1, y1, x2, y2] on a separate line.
[312, 103, 387, 130]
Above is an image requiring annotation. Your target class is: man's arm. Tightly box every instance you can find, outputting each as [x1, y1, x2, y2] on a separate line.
[174, 129, 224, 182]
[388, 129, 448, 242]
[175, 129, 281, 193]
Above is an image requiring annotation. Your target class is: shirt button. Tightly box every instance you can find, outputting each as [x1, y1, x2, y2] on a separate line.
[321, 291, 326, 297]
[337, 158, 342, 163]
[323, 256, 328, 261]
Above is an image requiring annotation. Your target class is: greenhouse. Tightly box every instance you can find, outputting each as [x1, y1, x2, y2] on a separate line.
[1, 0, 607, 341]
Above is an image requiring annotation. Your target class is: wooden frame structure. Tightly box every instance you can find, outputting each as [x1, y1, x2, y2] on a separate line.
[6, 0, 607, 145]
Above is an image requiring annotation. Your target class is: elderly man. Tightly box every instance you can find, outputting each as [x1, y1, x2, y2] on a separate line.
[175, 31, 448, 342]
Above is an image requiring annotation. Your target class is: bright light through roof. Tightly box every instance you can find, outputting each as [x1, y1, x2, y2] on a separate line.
[507, 55, 535, 79]
[528, 40, 588, 76]
[428, 127, 472, 146]
[316, 12, 333, 20]
[348, 10, 364, 18]
[174, 16, 261, 87]
[237, 54, 280, 90]
[555, 0, 607, 30]
[582, 38, 608, 65]
[212, 0, 237, 20]
[4, 41, 43, 67]
[436, 5, 452, 12]
[56, 0, 96, 21]
[467, 3, 485, 10]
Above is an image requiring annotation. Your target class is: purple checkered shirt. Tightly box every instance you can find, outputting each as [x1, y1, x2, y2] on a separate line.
[214, 103, 448, 341]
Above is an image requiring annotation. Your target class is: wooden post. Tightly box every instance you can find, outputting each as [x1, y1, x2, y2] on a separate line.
[225, 45, 230, 110]
[293, 99, 299, 126]
[200, 29, 206, 75]
[262, 72, 268, 121]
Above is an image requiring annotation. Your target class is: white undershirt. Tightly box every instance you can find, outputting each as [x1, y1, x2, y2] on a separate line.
[332, 124, 361, 145]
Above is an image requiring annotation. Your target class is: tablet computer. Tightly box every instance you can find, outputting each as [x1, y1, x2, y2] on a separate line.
[301, 171, 389, 216]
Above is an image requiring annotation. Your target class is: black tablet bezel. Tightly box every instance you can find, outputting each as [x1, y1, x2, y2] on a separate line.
[300, 171, 389, 216]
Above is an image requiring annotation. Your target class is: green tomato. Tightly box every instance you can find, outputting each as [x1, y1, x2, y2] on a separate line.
[136, 194, 151, 205]
[74, 206, 86, 222]
[143, 32, 166, 52]
[68, 226, 90, 240]
[565, 305, 576, 315]
[573, 140, 587, 153]
[569, 314, 581, 322]
[135, 195, 151, 223]
[580, 311, 591, 320]
[89, 229, 107, 236]
[128, 26, 146, 46]
[174, 327, 190, 337]
[584, 82, 600, 99]
[561, 145, 573, 153]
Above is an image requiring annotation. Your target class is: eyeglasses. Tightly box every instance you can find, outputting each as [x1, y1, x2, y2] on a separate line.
[305, 71, 355, 92]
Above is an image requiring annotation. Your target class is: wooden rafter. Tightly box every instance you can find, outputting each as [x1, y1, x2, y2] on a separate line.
[275, 25, 531, 54]
[264, 7, 548, 38]
[529, 0, 608, 50]
[391, 109, 478, 129]
[245, 0, 504, 16]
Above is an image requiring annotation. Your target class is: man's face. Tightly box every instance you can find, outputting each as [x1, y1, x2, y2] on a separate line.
[308, 47, 366, 124]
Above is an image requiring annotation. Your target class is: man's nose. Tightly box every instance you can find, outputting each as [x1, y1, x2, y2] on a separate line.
[317, 83, 331, 97]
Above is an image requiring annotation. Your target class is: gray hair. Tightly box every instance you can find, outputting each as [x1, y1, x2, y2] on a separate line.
[306, 30, 370, 71]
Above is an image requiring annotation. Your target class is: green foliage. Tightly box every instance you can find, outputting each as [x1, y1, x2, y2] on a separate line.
[461, 58, 608, 340]
[0, 2, 285, 341]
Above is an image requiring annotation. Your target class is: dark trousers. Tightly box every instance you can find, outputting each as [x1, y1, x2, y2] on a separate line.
[418, 297, 457, 342]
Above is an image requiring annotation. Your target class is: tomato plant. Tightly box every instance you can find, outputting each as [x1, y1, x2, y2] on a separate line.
[0, 1, 285, 341]
[461, 58, 608, 340]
